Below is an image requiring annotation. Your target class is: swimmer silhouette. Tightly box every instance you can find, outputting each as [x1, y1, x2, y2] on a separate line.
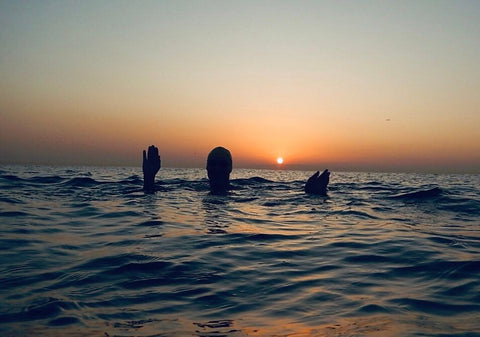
[305, 169, 330, 195]
[142, 144, 329, 195]
[206, 146, 232, 194]
[142, 145, 161, 193]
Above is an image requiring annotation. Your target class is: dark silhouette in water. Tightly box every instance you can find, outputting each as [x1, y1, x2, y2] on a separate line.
[142, 145, 329, 195]
[142, 145, 161, 193]
[305, 169, 330, 195]
[206, 146, 233, 195]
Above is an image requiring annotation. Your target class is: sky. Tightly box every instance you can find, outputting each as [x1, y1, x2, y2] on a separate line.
[1, 0, 479, 173]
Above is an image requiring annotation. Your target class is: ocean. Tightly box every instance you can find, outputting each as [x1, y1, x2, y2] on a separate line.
[0, 165, 479, 337]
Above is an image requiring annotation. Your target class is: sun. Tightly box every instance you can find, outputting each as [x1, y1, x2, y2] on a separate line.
[276, 157, 284, 165]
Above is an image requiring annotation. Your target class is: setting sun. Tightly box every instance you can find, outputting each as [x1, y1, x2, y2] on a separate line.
[276, 157, 284, 165]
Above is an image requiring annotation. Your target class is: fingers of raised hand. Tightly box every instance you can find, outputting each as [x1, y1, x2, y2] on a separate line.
[308, 171, 320, 182]
[319, 169, 330, 183]
[147, 145, 157, 160]
[305, 169, 329, 194]
[145, 145, 161, 172]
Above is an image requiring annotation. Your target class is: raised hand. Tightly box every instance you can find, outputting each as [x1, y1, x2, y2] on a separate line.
[142, 145, 161, 193]
[305, 169, 330, 195]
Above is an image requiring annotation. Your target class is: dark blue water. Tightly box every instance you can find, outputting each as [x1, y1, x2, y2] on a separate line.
[1, 166, 479, 336]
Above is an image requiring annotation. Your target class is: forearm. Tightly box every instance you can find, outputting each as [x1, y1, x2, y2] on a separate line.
[143, 173, 155, 193]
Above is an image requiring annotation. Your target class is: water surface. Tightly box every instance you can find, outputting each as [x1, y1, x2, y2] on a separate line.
[1, 166, 479, 336]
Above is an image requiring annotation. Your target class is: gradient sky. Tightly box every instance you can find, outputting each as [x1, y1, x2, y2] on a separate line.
[1, 0, 479, 172]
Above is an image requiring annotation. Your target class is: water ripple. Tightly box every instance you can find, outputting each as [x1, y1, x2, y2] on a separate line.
[0, 166, 479, 336]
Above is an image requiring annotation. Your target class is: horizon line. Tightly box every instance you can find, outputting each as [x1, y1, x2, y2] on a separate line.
[1, 161, 478, 175]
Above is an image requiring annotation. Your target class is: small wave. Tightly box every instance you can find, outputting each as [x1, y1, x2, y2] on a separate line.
[391, 187, 442, 199]
[162, 178, 192, 185]
[63, 177, 99, 187]
[439, 281, 479, 297]
[389, 297, 480, 316]
[28, 176, 64, 184]
[94, 210, 141, 219]
[119, 277, 175, 289]
[356, 303, 390, 314]
[262, 201, 282, 207]
[0, 297, 79, 323]
[0, 196, 25, 204]
[109, 261, 172, 275]
[119, 175, 142, 185]
[234, 197, 259, 203]
[49, 316, 80, 326]
[194, 319, 233, 329]
[1, 175, 66, 185]
[438, 198, 480, 216]
[0, 174, 24, 182]
[330, 209, 379, 219]
[246, 233, 301, 242]
[0, 211, 30, 217]
[329, 241, 371, 249]
[343, 254, 393, 264]
[359, 182, 400, 192]
[233, 176, 273, 185]
[392, 260, 480, 280]
[75, 253, 149, 271]
[136, 219, 164, 227]
[0, 270, 63, 290]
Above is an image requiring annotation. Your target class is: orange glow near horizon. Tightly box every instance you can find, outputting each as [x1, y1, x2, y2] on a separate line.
[1, 101, 479, 172]
[0, 2, 479, 173]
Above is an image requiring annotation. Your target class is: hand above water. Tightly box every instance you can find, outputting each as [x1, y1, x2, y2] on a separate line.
[305, 169, 330, 195]
[143, 145, 161, 193]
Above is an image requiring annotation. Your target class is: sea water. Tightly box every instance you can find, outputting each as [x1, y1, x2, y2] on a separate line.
[0, 165, 479, 336]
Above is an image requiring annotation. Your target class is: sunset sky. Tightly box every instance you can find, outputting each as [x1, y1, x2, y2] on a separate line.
[1, 1, 479, 172]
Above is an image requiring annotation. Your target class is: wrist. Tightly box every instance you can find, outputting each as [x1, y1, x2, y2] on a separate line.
[143, 172, 155, 192]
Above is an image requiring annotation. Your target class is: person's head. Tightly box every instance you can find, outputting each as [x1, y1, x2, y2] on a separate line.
[206, 146, 232, 193]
